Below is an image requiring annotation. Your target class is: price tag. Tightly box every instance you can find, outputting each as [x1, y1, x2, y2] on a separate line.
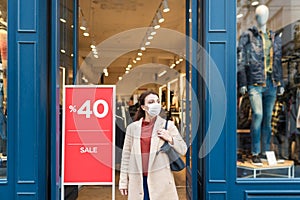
[266, 151, 277, 166]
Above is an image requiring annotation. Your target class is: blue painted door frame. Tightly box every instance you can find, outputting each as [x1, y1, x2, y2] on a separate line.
[50, 0, 61, 199]
[185, 0, 202, 200]
[0, 0, 49, 199]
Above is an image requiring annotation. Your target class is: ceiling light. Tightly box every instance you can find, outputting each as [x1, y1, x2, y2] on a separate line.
[150, 30, 157, 36]
[148, 35, 154, 40]
[145, 41, 151, 46]
[82, 76, 88, 83]
[60, 18, 66, 23]
[60, 49, 66, 54]
[103, 68, 108, 74]
[156, 10, 164, 23]
[118, 76, 123, 80]
[140, 46, 146, 51]
[251, 1, 259, 6]
[94, 54, 99, 58]
[175, 60, 180, 64]
[136, 57, 141, 61]
[162, 0, 170, 13]
[170, 63, 176, 68]
[80, 19, 87, 31]
[158, 70, 167, 77]
[153, 18, 160, 29]
[83, 28, 89, 37]
[237, 13, 243, 19]
[125, 71, 129, 74]
[90, 40, 96, 49]
[137, 52, 143, 56]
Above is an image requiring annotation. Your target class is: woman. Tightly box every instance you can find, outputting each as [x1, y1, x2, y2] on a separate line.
[119, 91, 187, 200]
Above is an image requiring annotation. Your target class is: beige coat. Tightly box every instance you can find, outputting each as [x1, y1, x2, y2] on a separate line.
[119, 116, 187, 200]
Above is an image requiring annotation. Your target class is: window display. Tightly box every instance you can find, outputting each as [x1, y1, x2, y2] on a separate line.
[236, 0, 300, 179]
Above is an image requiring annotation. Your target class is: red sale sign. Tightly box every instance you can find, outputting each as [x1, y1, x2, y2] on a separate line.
[62, 85, 115, 185]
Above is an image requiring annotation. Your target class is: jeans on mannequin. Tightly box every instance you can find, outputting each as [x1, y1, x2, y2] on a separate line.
[248, 74, 277, 156]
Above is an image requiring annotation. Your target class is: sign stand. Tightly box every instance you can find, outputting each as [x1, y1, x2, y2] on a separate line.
[61, 85, 116, 200]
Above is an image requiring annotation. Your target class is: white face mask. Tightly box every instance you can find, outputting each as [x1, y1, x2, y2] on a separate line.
[147, 103, 161, 117]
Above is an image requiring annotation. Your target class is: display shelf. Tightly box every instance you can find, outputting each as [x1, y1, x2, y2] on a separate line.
[237, 160, 294, 178]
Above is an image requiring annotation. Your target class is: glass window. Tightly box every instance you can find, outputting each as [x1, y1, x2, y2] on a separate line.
[0, 1, 7, 180]
[237, 0, 300, 179]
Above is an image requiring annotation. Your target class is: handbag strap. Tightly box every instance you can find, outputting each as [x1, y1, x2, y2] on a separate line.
[164, 120, 168, 130]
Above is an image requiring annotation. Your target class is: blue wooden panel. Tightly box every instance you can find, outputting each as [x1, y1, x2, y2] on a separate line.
[207, 42, 227, 182]
[208, 0, 226, 31]
[208, 192, 227, 200]
[208, 42, 227, 79]
[17, 42, 37, 182]
[245, 190, 300, 199]
[18, 0, 36, 31]
[208, 132, 226, 182]
[50, 0, 61, 199]
[17, 193, 36, 200]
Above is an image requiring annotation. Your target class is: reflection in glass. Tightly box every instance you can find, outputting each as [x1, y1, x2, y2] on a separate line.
[0, 1, 7, 179]
[237, 0, 300, 179]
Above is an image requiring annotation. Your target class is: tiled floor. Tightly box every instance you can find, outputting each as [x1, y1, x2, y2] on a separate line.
[77, 169, 187, 200]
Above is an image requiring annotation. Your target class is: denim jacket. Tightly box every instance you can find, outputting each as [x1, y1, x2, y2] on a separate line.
[237, 26, 283, 88]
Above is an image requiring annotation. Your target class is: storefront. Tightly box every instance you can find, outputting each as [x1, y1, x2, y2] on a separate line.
[0, 0, 300, 199]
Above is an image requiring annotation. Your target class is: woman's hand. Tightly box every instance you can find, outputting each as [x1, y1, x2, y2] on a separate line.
[120, 189, 128, 196]
[157, 129, 174, 144]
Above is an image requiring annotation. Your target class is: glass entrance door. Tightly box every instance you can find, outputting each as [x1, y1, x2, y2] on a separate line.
[60, 0, 190, 199]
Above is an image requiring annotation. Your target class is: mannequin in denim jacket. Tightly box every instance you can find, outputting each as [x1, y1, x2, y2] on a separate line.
[240, 5, 284, 95]
[238, 5, 284, 165]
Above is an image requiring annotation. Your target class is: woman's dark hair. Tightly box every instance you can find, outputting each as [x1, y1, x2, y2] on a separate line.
[133, 90, 159, 121]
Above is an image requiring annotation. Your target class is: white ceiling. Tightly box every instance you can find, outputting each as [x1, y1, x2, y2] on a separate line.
[78, 0, 186, 86]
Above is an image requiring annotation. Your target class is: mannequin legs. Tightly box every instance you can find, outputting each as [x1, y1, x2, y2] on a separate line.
[248, 75, 277, 156]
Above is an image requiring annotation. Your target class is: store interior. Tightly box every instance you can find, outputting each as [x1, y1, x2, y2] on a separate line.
[62, 0, 188, 199]
[60, 0, 187, 136]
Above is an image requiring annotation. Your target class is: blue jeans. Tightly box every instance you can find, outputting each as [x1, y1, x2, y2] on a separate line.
[143, 176, 150, 200]
[248, 76, 277, 155]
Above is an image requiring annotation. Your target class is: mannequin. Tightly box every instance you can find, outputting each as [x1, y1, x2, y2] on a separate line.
[237, 5, 284, 165]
